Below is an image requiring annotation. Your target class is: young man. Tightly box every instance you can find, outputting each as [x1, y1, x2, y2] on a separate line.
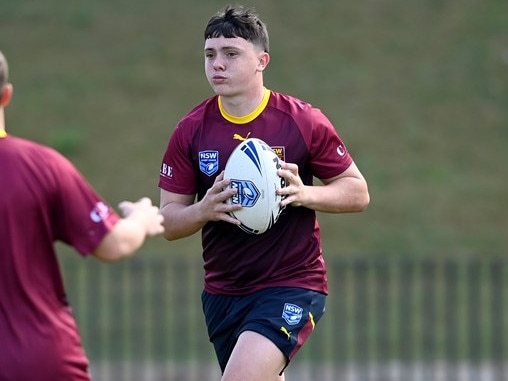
[159, 6, 370, 381]
[0, 50, 165, 381]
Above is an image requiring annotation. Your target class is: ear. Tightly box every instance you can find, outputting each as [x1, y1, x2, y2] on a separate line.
[257, 51, 270, 72]
[0, 84, 13, 107]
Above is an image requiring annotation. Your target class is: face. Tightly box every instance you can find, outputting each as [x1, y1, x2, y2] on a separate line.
[204, 36, 268, 98]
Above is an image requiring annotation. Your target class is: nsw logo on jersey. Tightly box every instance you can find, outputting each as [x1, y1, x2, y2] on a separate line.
[199, 150, 219, 176]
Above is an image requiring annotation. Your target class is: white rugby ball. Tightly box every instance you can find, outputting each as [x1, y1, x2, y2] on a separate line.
[224, 138, 286, 234]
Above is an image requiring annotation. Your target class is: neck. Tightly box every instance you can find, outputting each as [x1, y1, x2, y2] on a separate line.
[219, 86, 266, 117]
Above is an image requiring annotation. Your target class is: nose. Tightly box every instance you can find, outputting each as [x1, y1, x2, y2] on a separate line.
[212, 56, 225, 71]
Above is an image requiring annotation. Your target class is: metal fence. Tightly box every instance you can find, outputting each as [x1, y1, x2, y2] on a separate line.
[61, 256, 508, 381]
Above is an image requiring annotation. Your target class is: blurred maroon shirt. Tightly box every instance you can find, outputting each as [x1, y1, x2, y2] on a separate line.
[0, 135, 119, 380]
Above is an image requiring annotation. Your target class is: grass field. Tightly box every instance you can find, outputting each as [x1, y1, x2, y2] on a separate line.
[2, 0, 507, 258]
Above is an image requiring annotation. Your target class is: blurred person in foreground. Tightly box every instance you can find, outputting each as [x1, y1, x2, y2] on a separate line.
[0, 50, 165, 381]
[158, 6, 370, 381]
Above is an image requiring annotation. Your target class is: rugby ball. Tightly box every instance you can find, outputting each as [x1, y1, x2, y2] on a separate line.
[224, 138, 286, 234]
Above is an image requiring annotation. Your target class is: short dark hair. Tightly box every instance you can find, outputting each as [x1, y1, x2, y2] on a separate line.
[0, 50, 8, 90]
[204, 6, 269, 53]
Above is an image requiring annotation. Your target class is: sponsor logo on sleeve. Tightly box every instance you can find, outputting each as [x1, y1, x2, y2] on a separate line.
[337, 144, 346, 156]
[160, 162, 173, 178]
[90, 201, 111, 223]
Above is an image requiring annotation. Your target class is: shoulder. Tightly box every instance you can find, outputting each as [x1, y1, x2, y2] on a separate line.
[267, 90, 333, 134]
[268, 90, 311, 110]
[267, 90, 326, 121]
[178, 96, 219, 127]
[4, 135, 71, 166]
[169, 96, 220, 146]
[2, 136, 87, 198]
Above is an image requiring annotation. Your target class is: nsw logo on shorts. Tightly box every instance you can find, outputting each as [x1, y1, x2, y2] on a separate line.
[282, 303, 303, 325]
[199, 150, 219, 176]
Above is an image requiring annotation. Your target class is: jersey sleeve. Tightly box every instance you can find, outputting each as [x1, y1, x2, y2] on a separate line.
[307, 107, 353, 179]
[158, 122, 198, 195]
[48, 151, 120, 255]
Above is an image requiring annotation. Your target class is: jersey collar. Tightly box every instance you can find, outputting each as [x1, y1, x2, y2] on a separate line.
[218, 88, 271, 124]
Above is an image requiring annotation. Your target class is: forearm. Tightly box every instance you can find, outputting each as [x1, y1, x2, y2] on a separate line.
[93, 219, 149, 262]
[159, 174, 242, 241]
[161, 201, 207, 241]
[92, 197, 164, 262]
[278, 161, 370, 214]
[302, 177, 370, 213]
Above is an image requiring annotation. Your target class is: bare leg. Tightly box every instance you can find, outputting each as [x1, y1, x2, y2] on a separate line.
[221, 330, 286, 381]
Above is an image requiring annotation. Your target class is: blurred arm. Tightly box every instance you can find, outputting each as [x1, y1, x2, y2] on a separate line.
[92, 197, 165, 262]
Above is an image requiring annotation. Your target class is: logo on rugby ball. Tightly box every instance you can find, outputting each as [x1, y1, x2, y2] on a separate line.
[224, 137, 285, 235]
[229, 179, 260, 207]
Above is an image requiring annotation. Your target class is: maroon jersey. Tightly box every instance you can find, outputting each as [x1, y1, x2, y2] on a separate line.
[159, 89, 352, 296]
[0, 135, 119, 381]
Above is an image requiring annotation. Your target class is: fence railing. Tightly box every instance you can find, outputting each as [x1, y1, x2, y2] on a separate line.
[61, 256, 508, 381]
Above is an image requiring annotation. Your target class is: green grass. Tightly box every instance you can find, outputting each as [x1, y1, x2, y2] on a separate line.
[2, 0, 507, 258]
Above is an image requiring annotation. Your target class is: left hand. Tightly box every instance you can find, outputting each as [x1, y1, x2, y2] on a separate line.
[276, 162, 308, 208]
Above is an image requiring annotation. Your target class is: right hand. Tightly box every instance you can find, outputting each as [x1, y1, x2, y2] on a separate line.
[118, 197, 165, 236]
[199, 171, 242, 225]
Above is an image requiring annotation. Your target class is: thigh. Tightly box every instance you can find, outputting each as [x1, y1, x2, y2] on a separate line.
[201, 291, 243, 371]
[202, 287, 326, 374]
[222, 330, 286, 381]
[242, 287, 326, 364]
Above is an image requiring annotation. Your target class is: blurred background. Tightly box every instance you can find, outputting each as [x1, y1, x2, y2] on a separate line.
[2, 0, 507, 380]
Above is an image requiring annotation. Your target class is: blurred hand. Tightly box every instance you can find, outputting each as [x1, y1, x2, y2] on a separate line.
[119, 197, 165, 236]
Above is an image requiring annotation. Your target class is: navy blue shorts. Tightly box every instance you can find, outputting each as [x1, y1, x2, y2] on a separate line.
[201, 287, 326, 372]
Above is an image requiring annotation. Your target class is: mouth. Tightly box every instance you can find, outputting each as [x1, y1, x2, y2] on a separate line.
[212, 75, 227, 84]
